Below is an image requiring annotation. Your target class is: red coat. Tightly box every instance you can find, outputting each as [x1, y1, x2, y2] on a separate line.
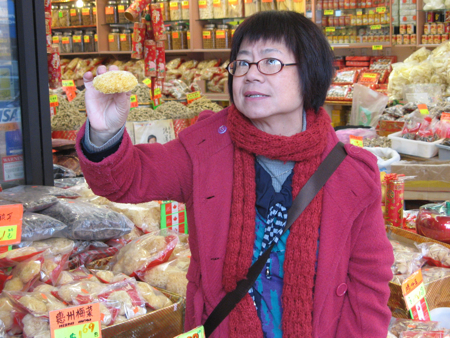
[76, 107, 394, 337]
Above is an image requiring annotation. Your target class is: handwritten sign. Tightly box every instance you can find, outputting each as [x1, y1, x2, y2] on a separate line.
[349, 135, 364, 147]
[174, 326, 205, 338]
[326, 27, 336, 32]
[50, 303, 102, 338]
[130, 94, 138, 109]
[371, 25, 381, 30]
[153, 88, 162, 99]
[142, 78, 152, 88]
[372, 45, 383, 50]
[324, 9, 334, 15]
[441, 112, 450, 122]
[186, 91, 201, 104]
[376, 6, 386, 13]
[401, 269, 430, 321]
[62, 80, 76, 102]
[418, 103, 429, 115]
[0, 204, 22, 246]
[49, 94, 59, 107]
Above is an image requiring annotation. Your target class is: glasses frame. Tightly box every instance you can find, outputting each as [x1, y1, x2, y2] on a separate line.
[226, 58, 298, 77]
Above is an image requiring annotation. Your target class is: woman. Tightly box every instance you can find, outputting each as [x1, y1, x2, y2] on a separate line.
[76, 11, 394, 338]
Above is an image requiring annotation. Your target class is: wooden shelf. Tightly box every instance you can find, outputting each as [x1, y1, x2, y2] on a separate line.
[392, 45, 418, 47]
[329, 43, 392, 48]
[52, 25, 97, 30]
[324, 100, 352, 105]
[191, 49, 231, 52]
[204, 93, 229, 101]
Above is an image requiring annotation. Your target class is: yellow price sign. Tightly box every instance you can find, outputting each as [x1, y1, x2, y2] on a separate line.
[49, 94, 59, 107]
[376, 6, 386, 13]
[368, 9, 375, 14]
[418, 103, 429, 115]
[154, 88, 162, 99]
[325, 27, 335, 32]
[324, 9, 334, 15]
[50, 303, 102, 338]
[62, 80, 75, 88]
[174, 326, 205, 338]
[142, 78, 152, 88]
[372, 45, 383, 50]
[356, 9, 362, 15]
[370, 25, 381, 30]
[349, 135, 364, 147]
[187, 91, 201, 104]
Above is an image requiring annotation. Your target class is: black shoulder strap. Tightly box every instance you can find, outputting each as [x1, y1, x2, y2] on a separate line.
[203, 142, 347, 337]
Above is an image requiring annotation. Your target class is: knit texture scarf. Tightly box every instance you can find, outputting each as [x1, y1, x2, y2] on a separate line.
[223, 104, 331, 338]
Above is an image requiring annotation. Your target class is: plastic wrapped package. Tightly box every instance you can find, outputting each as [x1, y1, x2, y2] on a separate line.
[98, 279, 146, 319]
[416, 242, 450, 268]
[28, 238, 75, 256]
[32, 284, 58, 294]
[21, 213, 67, 242]
[199, 67, 225, 81]
[335, 128, 377, 144]
[333, 69, 359, 84]
[166, 58, 183, 70]
[0, 191, 57, 213]
[400, 332, 448, 338]
[0, 247, 41, 269]
[5, 291, 66, 317]
[388, 63, 412, 101]
[4, 255, 45, 293]
[0, 297, 14, 332]
[39, 199, 133, 241]
[388, 318, 441, 337]
[136, 282, 172, 310]
[40, 252, 70, 286]
[55, 266, 99, 286]
[350, 84, 388, 127]
[326, 85, 350, 101]
[401, 110, 423, 140]
[404, 47, 431, 64]
[392, 250, 425, 275]
[53, 279, 103, 304]
[53, 164, 76, 179]
[197, 59, 219, 70]
[110, 230, 178, 277]
[408, 61, 434, 84]
[106, 201, 161, 234]
[417, 201, 450, 244]
[21, 314, 49, 338]
[90, 270, 115, 284]
[417, 116, 440, 142]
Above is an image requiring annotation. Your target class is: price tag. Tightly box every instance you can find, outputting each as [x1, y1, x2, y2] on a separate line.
[66, 90, 76, 102]
[182, 1, 189, 8]
[356, 9, 362, 15]
[368, 9, 375, 14]
[326, 27, 336, 32]
[187, 91, 201, 104]
[174, 326, 205, 338]
[142, 78, 152, 88]
[331, 46, 334, 50]
[349, 135, 364, 147]
[130, 94, 138, 109]
[49, 94, 59, 107]
[50, 303, 102, 338]
[370, 25, 381, 30]
[376, 6, 386, 13]
[441, 112, 450, 122]
[324, 9, 334, 15]
[0, 204, 23, 246]
[401, 270, 430, 321]
[418, 103, 429, 115]
[153, 88, 162, 99]
[372, 45, 383, 50]
[62, 80, 76, 91]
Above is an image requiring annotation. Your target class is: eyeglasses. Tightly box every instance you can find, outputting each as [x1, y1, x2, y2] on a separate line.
[226, 58, 297, 77]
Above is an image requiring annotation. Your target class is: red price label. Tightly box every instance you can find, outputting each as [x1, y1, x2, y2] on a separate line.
[130, 94, 138, 108]
[418, 103, 429, 115]
[50, 303, 102, 338]
[0, 204, 23, 246]
[349, 135, 363, 147]
[66, 90, 76, 102]
[49, 94, 59, 107]
[441, 112, 450, 122]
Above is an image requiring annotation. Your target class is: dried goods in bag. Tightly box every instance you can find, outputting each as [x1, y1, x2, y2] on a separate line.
[136, 281, 172, 310]
[39, 199, 134, 241]
[21, 314, 50, 338]
[53, 279, 103, 304]
[21, 213, 67, 242]
[0, 247, 43, 269]
[5, 291, 67, 317]
[3, 254, 45, 292]
[388, 318, 441, 337]
[416, 242, 450, 268]
[4, 185, 80, 199]
[106, 201, 161, 234]
[28, 238, 75, 256]
[0, 191, 57, 213]
[110, 230, 178, 277]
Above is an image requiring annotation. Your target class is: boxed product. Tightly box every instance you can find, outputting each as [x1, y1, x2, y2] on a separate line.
[160, 201, 188, 234]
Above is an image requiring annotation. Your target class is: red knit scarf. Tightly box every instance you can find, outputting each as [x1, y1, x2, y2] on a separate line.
[223, 104, 331, 338]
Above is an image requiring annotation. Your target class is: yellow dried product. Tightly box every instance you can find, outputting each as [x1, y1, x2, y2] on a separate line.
[33, 284, 57, 293]
[0, 311, 12, 331]
[93, 70, 138, 94]
[0, 297, 13, 312]
[0, 247, 37, 259]
[19, 295, 47, 315]
[22, 314, 49, 338]
[166, 271, 188, 297]
[96, 270, 114, 283]
[111, 273, 129, 283]
[3, 278, 24, 291]
[56, 271, 74, 286]
[41, 259, 58, 278]
[33, 292, 66, 312]
[114, 315, 127, 324]
[122, 226, 143, 242]
[107, 201, 161, 233]
[108, 290, 132, 315]
[18, 261, 41, 283]
[136, 282, 172, 309]
[143, 266, 176, 289]
[99, 303, 112, 326]
[31, 238, 75, 256]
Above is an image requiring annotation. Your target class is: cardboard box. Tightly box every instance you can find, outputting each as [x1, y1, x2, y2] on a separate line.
[390, 160, 450, 200]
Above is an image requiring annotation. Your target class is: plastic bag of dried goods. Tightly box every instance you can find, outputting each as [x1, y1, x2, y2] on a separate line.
[6, 291, 67, 317]
[0, 191, 57, 213]
[0, 247, 42, 269]
[27, 238, 75, 256]
[3, 185, 80, 199]
[110, 230, 178, 277]
[404, 47, 431, 64]
[136, 281, 172, 310]
[40, 251, 70, 286]
[55, 267, 100, 287]
[98, 279, 146, 319]
[166, 58, 184, 70]
[21, 213, 67, 242]
[388, 318, 440, 337]
[106, 201, 160, 234]
[53, 279, 103, 305]
[39, 199, 133, 241]
[143, 249, 190, 297]
[21, 314, 50, 338]
[416, 242, 450, 268]
[3, 254, 44, 292]
[53, 177, 86, 189]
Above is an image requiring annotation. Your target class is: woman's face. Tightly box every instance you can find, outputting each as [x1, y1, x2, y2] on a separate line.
[232, 39, 304, 135]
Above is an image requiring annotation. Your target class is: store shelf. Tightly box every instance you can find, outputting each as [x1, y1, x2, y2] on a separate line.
[392, 45, 418, 47]
[52, 25, 97, 30]
[196, 17, 245, 22]
[191, 48, 231, 52]
[51, 0, 78, 3]
[418, 8, 448, 11]
[418, 44, 441, 47]
[324, 100, 352, 105]
[329, 43, 391, 48]
[60, 52, 100, 56]
[204, 93, 229, 101]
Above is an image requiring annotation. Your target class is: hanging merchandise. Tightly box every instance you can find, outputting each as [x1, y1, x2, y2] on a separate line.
[132, 22, 146, 59]
[144, 40, 157, 77]
[151, 3, 166, 41]
[47, 45, 62, 89]
[125, 0, 153, 21]
[156, 41, 166, 79]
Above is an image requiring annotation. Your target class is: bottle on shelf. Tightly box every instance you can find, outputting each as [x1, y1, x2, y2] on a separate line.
[172, 24, 188, 49]
[70, 4, 83, 27]
[51, 5, 59, 28]
[72, 30, 84, 52]
[105, 0, 119, 24]
[165, 26, 173, 50]
[84, 30, 96, 52]
[215, 24, 230, 48]
[118, 0, 130, 24]
[109, 28, 121, 51]
[82, 2, 93, 26]
[120, 28, 133, 51]
[61, 31, 73, 53]
[202, 24, 216, 48]
[59, 5, 70, 28]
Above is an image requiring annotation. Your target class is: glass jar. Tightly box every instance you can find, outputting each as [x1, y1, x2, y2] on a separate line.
[59, 5, 70, 28]
[260, 0, 275, 11]
[52, 32, 63, 50]
[157, 0, 171, 21]
[187, 30, 191, 48]
[230, 23, 238, 45]
[228, 0, 243, 17]
[105, 0, 118, 24]
[70, 5, 82, 27]
[94, 33, 98, 51]
[120, 28, 132, 51]
[181, 0, 190, 20]
[51, 5, 59, 28]
[199, 0, 214, 19]
[164, 26, 173, 50]
[61, 31, 73, 53]
[72, 30, 83, 52]
[215, 24, 230, 48]
[202, 24, 216, 49]
[170, 0, 183, 20]
[81, 3, 93, 26]
[108, 28, 120, 51]
[91, 2, 97, 24]
[213, 0, 227, 19]
[84, 30, 95, 52]
[118, 0, 130, 24]
[276, 0, 292, 10]
[245, 0, 260, 17]
[172, 25, 187, 49]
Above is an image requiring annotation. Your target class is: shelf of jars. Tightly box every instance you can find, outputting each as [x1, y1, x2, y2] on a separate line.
[52, 25, 97, 30]
[416, 0, 450, 47]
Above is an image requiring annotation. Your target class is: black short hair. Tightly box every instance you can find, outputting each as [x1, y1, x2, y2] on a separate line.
[228, 11, 335, 113]
[147, 134, 157, 142]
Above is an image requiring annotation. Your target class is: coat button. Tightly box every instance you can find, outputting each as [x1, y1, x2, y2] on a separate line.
[218, 125, 227, 134]
[336, 283, 348, 297]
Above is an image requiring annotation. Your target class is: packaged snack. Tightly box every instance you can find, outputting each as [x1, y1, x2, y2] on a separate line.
[388, 318, 440, 337]
[21, 213, 67, 242]
[333, 69, 360, 84]
[326, 85, 350, 101]
[0, 247, 43, 270]
[89, 270, 115, 284]
[56, 267, 100, 286]
[39, 199, 134, 241]
[32, 284, 58, 294]
[4, 255, 45, 292]
[53, 279, 103, 304]
[400, 332, 446, 338]
[107, 202, 161, 234]
[21, 313, 50, 338]
[136, 281, 172, 310]
[401, 111, 423, 140]
[417, 116, 439, 142]
[166, 58, 183, 70]
[28, 238, 75, 256]
[6, 291, 66, 317]
[40, 252, 70, 286]
[150, 4, 165, 41]
[156, 41, 166, 79]
[144, 40, 157, 78]
[110, 230, 178, 277]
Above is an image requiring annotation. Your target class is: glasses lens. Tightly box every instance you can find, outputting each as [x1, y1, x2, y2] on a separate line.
[229, 60, 249, 76]
[259, 59, 282, 75]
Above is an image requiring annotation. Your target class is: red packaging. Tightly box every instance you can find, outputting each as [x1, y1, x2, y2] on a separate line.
[345, 61, 370, 67]
[45, 12, 52, 49]
[47, 44, 62, 89]
[345, 56, 371, 61]
[44, 0, 51, 13]
[150, 3, 166, 41]
[358, 70, 381, 84]
[131, 22, 146, 59]
[156, 41, 166, 79]
[333, 68, 359, 84]
[144, 40, 157, 77]
[145, 19, 155, 40]
[151, 78, 164, 107]
[125, 0, 152, 21]
[326, 84, 350, 101]
[384, 174, 404, 228]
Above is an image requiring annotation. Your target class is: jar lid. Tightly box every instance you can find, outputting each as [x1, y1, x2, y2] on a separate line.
[52, 5, 59, 9]
[165, 26, 172, 31]
[205, 24, 216, 29]
[217, 24, 229, 29]
[119, 0, 130, 3]
[123, 29, 133, 33]
[108, 0, 118, 4]
[111, 28, 120, 32]
[63, 31, 73, 35]
[54, 32, 63, 35]
[60, 5, 70, 9]
[74, 30, 83, 34]
[85, 30, 95, 35]
[173, 25, 185, 31]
